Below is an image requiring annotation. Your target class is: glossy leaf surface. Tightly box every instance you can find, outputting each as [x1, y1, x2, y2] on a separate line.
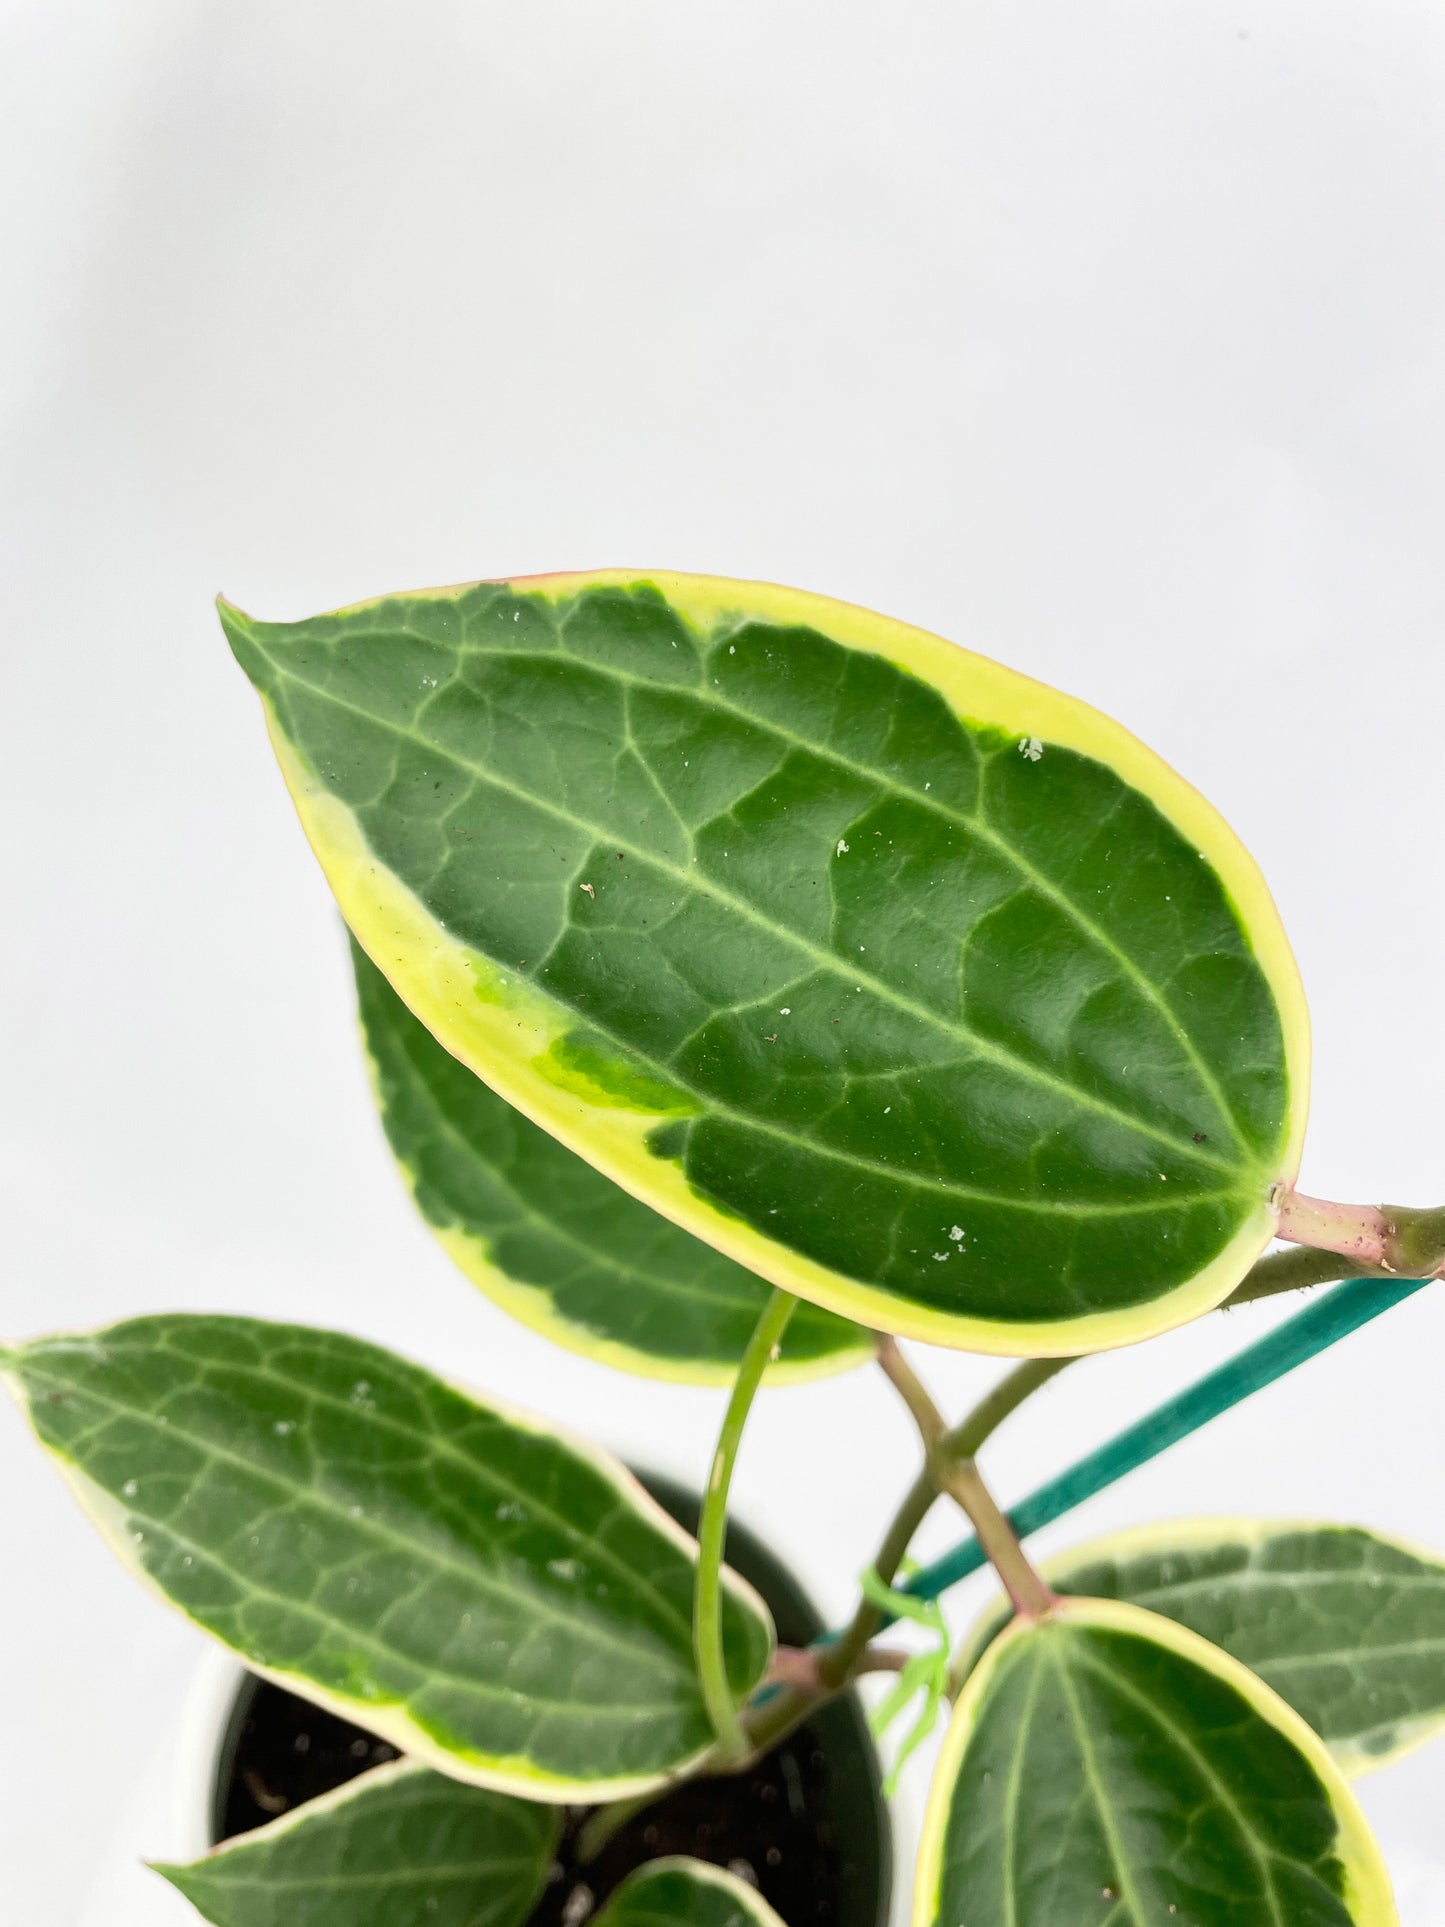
[959, 1520, 1445, 1775]
[592, 1857, 790, 1927]
[353, 940, 867, 1383]
[915, 1597, 1395, 1927]
[223, 572, 1307, 1354]
[153, 1761, 557, 1927]
[2, 1316, 772, 1798]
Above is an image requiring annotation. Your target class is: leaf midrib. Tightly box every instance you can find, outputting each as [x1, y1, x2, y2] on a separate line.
[24, 1352, 705, 1675]
[357, 800, 1248, 1229]
[509, 623, 1251, 1153]
[1116, 1565, 1445, 1611]
[1000, 1646, 1046, 1927]
[258, 637, 1239, 1176]
[187, 1854, 547, 1893]
[1070, 1640, 1308, 1927]
[1261, 1637, 1445, 1675]
[371, 604, 1252, 1153]
[1048, 1645, 1150, 1927]
[107, 1331, 701, 1644]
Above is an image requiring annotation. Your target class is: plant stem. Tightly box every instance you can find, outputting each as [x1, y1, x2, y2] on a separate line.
[818, 1353, 1067, 1688]
[1274, 1190, 1445, 1277]
[930, 1456, 1053, 1618]
[940, 1356, 1072, 1458]
[1274, 1190, 1393, 1268]
[575, 1791, 654, 1864]
[768, 1643, 910, 1690]
[874, 1336, 1053, 1615]
[1219, 1242, 1390, 1304]
[815, 1466, 936, 1692]
[694, 1287, 797, 1763]
[874, 1334, 947, 1445]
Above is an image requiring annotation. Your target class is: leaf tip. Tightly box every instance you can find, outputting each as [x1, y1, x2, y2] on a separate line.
[215, 593, 256, 648]
[144, 1858, 193, 1895]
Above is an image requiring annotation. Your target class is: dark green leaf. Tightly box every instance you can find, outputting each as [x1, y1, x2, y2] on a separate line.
[153, 1761, 557, 1926]
[222, 572, 1307, 1354]
[3, 1315, 772, 1798]
[592, 1857, 789, 1926]
[352, 939, 867, 1383]
[916, 1597, 1395, 1926]
[959, 1520, 1445, 1775]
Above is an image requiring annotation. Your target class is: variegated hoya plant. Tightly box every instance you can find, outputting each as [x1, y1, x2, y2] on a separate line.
[7, 572, 1445, 1926]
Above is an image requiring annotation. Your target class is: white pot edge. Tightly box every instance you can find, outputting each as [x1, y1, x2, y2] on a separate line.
[169, 1644, 251, 1862]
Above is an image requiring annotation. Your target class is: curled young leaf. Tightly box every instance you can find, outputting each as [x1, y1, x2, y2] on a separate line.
[958, 1519, 1445, 1776]
[592, 1856, 791, 1927]
[222, 573, 1307, 1355]
[153, 1760, 558, 1927]
[915, 1597, 1396, 1927]
[2, 1315, 772, 1800]
[352, 939, 868, 1384]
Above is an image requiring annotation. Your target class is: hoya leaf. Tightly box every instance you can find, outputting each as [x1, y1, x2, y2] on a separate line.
[959, 1520, 1445, 1776]
[352, 939, 867, 1384]
[152, 1760, 557, 1927]
[2, 1315, 772, 1799]
[592, 1857, 790, 1927]
[915, 1597, 1396, 1927]
[222, 572, 1306, 1355]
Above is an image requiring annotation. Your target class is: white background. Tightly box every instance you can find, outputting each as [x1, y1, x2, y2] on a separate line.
[3, 1, 1444, 1920]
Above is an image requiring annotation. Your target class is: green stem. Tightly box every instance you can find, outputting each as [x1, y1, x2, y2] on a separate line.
[694, 1287, 797, 1763]
[940, 1356, 1071, 1459]
[575, 1791, 653, 1864]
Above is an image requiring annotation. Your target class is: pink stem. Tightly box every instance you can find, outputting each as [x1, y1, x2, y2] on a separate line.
[1273, 1189, 1391, 1268]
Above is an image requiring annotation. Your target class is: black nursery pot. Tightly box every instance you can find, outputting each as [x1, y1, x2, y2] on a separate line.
[209, 1472, 892, 1927]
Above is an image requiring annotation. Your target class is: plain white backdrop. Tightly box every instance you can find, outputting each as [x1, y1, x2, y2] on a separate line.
[3, 2, 1444, 1920]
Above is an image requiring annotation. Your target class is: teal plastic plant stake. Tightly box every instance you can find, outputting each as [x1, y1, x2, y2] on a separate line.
[902, 1273, 1432, 1613]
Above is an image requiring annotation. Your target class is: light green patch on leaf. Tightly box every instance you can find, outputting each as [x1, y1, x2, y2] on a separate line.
[352, 942, 868, 1384]
[152, 1760, 557, 1927]
[916, 1597, 1396, 1927]
[592, 1856, 791, 1927]
[532, 1029, 701, 1118]
[959, 1519, 1445, 1776]
[4, 1314, 773, 1800]
[222, 572, 1308, 1355]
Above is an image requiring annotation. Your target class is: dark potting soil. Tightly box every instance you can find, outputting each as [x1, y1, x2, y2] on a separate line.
[212, 1472, 890, 1927]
